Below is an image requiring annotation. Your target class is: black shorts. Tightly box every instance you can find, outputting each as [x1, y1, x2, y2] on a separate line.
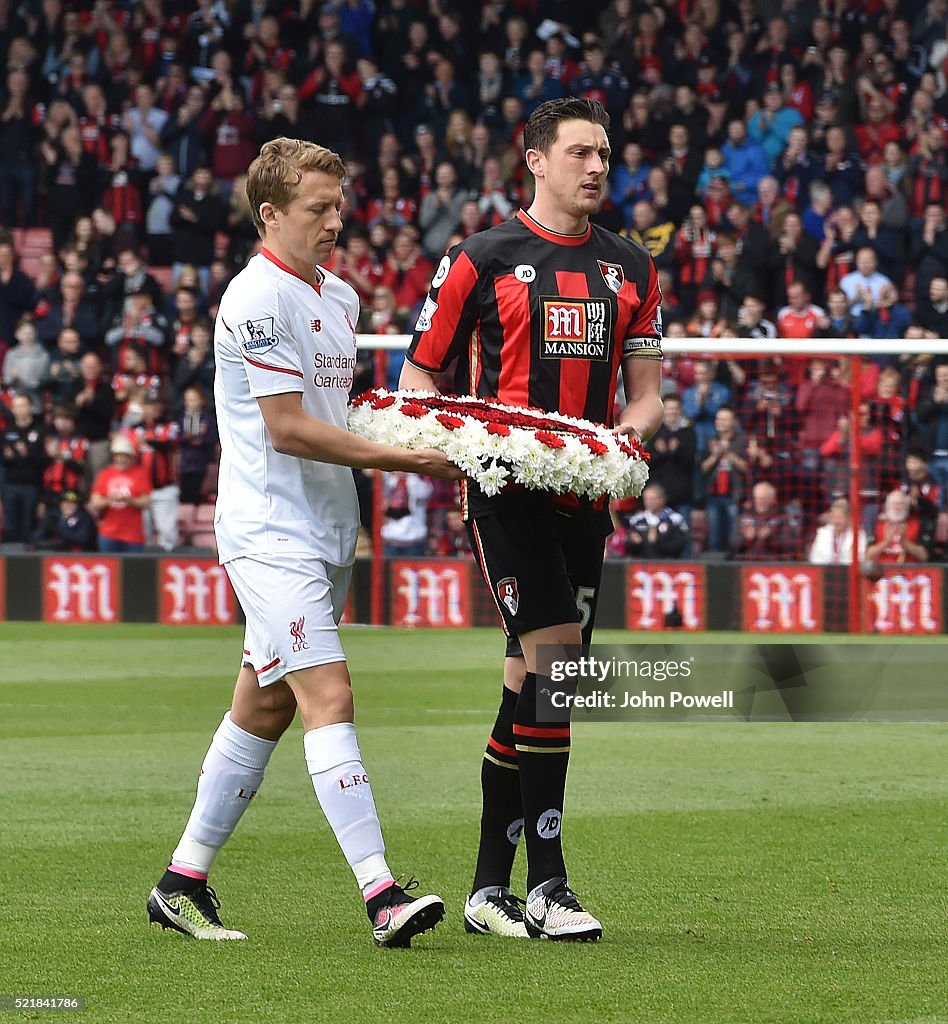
[465, 490, 610, 657]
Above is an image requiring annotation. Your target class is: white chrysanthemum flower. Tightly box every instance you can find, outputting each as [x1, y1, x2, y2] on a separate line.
[415, 416, 449, 448]
[516, 450, 550, 488]
[502, 428, 537, 462]
[453, 420, 489, 451]
[482, 432, 511, 458]
[443, 441, 484, 476]
[477, 459, 510, 496]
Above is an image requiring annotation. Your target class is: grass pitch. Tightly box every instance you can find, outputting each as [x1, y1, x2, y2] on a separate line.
[1, 623, 946, 1024]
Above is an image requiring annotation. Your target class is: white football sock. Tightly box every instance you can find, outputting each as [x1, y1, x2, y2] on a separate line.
[303, 722, 394, 897]
[170, 713, 277, 877]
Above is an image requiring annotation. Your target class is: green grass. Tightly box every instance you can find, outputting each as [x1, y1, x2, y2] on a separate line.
[1, 624, 947, 1024]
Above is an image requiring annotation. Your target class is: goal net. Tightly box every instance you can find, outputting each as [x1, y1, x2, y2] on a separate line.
[355, 335, 948, 635]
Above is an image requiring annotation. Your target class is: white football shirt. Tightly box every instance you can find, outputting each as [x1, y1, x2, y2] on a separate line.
[213, 248, 360, 566]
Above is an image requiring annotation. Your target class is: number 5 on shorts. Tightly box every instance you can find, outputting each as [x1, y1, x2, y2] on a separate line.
[575, 586, 596, 631]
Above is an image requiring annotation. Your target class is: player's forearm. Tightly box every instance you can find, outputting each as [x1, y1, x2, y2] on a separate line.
[398, 360, 440, 393]
[617, 392, 664, 442]
[620, 359, 663, 441]
[268, 408, 439, 474]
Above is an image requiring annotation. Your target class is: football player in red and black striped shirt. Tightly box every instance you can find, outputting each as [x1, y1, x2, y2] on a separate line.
[400, 98, 664, 941]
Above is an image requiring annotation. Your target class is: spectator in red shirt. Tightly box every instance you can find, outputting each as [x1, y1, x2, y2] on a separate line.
[675, 204, 716, 309]
[779, 61, 813, 122]
[243, 15, 295, 104]
[380, 229, 434, 321]
[327, 228, 385, 303]
[430, 506, 469, 557]
[854, 95, 900, 165]
[363, 167, 418, 234]
[865, 489, 933, 565]
[796, 358, 850, 458]
[133, 395, 180, 551]
[198, 86, 256, 199]
[820, 402, 884, 504]
[777, 280, 825, 340]
[89, 434, 152, 553]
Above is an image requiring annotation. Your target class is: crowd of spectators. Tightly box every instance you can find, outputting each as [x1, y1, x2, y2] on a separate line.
[2, 0, 948, 561]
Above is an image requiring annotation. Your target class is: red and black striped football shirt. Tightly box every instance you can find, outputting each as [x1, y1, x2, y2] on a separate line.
[406, 209, 663, 427]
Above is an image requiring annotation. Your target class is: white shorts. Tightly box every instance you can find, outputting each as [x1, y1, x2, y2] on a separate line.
[224, 555, 353, 687]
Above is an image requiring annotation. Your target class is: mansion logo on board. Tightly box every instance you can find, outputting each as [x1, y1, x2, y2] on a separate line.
[626, 565, 705, 630]
[44, 558, 119, 623]
[391, 561, 470, 628]
[160, 560, 235, 625]
[742, 567, 823, 633]
[863, 569, 942, 634]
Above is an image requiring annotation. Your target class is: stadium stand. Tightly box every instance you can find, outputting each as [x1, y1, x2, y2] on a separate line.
[0, 0, 946, 563]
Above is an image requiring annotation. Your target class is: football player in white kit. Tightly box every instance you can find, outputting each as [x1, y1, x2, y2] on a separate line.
[147, 138, 460, 947]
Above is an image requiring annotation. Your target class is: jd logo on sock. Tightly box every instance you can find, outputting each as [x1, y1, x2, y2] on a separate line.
[537, 810, 561, 839]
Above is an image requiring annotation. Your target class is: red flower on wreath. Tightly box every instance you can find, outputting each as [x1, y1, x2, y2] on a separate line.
[436, 413, 465, 430]
[487, 422, 510, 436]
[399, 404, 427, 418]
[580, 436, 608, 456]
[535, 430, 566, 449]
[371, 395, 397, 409]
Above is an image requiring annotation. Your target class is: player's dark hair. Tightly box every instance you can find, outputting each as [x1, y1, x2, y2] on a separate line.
[523, 98, 610, 156]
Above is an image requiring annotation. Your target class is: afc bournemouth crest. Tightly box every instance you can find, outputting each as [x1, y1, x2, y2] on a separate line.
[497, 577, 519, 616]
[597, 260, 624, 294]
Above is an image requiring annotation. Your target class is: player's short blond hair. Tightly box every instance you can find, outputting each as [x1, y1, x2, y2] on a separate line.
[246, 137, 346, 237]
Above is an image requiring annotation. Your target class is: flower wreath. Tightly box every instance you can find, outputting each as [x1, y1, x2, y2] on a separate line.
[348, 388, 650, 500]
